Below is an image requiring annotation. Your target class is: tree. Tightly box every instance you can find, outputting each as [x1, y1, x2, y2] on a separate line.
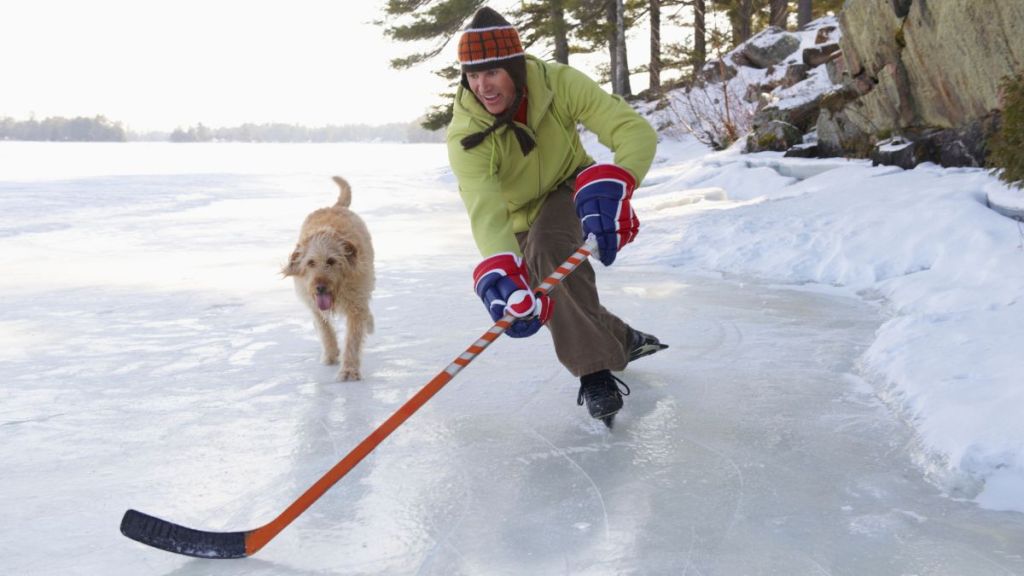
[379, 0, 485, 130]
[648, 0, 662, 92]
[381, 0, 484, 69]
[0, 115, 126, 142]
[693, 0, 707, 76]
[989, 73, 1024, 189]
[381, 0, 583, 129]
[768, 0, 787, 29]
[514, 0, 571, 64]
[797, 0, 812, 27]
[736, 0, 753, 44]
[570, 0, 632, 96]
[612, 0, 632, 95]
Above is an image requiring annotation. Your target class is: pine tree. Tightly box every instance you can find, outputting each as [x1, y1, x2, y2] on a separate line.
[989, 73, 1024, 189]
[768, 0, 787, 29]
[379, 0, 485, 130]
[381, 0, 485, 69]
[693, 0, 707, 75]
[649, 0, 661, 92]
[797, 0, 813, 27]
[513, 0, 571, 64]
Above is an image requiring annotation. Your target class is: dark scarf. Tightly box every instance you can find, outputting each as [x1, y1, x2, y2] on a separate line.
[460, 89, 536, 156]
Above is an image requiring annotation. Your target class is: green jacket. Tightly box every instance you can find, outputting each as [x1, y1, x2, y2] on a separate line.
[447, 55, 657, 257]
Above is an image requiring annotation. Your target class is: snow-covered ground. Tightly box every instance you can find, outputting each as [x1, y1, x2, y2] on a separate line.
[2, 139, 1024, 574]
[626, 137, 1024, 512]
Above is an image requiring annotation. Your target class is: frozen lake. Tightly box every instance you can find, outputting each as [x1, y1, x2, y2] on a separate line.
[3, 142, 1024, 575]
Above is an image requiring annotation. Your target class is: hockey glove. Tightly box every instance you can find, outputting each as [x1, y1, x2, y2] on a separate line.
[473, 253, 553, 338]
[573, 163, 639, 266]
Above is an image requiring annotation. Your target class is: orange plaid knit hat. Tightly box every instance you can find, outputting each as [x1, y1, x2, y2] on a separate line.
[457, 7, 534, 155]
[458, 7, 526, 91]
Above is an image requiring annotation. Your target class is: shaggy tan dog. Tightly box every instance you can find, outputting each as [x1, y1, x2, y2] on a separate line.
[283, 176, 375, 381]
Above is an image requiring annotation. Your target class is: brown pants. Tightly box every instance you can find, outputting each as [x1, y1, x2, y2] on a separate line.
[516, 181, 631, 377]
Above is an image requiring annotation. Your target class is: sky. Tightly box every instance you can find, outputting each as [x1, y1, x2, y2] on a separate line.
[2, 0, 691, 133]
[1, 1, 459, 131]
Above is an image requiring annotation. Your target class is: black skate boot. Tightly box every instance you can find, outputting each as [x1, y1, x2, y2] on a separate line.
[627, 327, 668, 363]
[577, 370, 631, 427]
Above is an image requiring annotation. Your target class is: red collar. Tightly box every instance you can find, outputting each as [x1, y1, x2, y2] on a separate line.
[514, 91, 528, 124]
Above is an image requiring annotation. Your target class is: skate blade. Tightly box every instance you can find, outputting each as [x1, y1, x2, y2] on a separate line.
[629, 342, 669, 362]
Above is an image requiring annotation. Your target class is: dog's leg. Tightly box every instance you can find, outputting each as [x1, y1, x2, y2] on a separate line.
[338, 309, 371, 381]
[313, 311, 340, 365]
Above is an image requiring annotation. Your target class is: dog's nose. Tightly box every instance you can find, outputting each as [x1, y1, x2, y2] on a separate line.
[316, 285, 327, 295]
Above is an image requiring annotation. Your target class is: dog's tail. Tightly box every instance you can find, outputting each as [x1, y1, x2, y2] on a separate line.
[331, 176, 352, 208]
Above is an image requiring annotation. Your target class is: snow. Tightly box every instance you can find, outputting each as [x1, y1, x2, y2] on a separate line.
[624, 138, 1024, 508]
[3, 139, 1024, 574]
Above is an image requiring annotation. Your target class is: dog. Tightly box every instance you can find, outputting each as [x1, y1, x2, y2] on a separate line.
[283, 176, 375, 381]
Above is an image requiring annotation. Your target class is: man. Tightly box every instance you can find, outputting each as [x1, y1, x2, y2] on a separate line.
[447, 6, 666, 425]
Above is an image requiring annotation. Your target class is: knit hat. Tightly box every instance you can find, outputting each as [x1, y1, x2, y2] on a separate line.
[457, 7, 535, 156]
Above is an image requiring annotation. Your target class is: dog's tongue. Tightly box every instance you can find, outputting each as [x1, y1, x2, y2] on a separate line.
[316, 293, 334, 311]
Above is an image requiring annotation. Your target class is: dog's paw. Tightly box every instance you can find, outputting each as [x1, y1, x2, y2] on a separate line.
[338, 367, 361, 381]
[321, 353, 339, 365]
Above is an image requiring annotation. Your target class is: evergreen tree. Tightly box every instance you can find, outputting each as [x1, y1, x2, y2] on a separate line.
[648, 0, 661, 92]
[379, 0, 485, 130]
[612, 0, 631, 95]
[989, 73, 1024, 189]
[693, 0, 707, 74]
[382, 0, 484, 69]
[567, 0, 640, 95]
[0, 115, 125, 142]
[768, 0, 787, 29]
[512, 0, 571, 64]
[797, 0, 813, 27]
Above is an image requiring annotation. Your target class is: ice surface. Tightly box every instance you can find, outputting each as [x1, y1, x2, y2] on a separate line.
[2, 141, 1024, 575]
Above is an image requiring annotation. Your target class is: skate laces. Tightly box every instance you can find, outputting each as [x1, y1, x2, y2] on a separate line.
[577, 373, 631, 406]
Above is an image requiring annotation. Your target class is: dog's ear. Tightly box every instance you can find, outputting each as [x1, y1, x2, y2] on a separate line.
[341, 240, 358, 265]
[282, 244, 304, 277]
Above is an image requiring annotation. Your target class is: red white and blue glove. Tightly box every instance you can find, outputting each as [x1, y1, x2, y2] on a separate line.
[573, 163, 640, 266]
[473, 253, 553, 338]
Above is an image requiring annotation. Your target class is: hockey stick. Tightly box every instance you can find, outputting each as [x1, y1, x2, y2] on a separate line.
[120, 236, 599, 559]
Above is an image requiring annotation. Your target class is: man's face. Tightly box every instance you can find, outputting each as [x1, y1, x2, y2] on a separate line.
[466, 67, 516, 115]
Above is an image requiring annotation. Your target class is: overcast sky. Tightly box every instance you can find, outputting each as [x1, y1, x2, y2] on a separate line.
[2, 1, 464, 131]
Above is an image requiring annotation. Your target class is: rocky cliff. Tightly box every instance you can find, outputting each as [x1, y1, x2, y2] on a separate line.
[725, 0, 1024, 169]
[825, 0, 1024, 167]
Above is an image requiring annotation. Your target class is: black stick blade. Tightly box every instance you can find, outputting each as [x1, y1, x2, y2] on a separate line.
[120, 509, 248, 559]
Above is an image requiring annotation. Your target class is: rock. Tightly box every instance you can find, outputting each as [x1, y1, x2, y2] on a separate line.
[698, 59, 739, 85]
[870, 136, 928, 169]
[817, 104, 874, 158]
[833, 0, 1024, 167]
[782, 63, 811, 88]
[747, 120, 803, 152]
[825, 51, 849, 85]
[802, 44, 841, 67]
[756, 99, 819, 133]
[739, 27, 802, 69]
[784, 143, 820, 158]
[815, 25, 838, 44]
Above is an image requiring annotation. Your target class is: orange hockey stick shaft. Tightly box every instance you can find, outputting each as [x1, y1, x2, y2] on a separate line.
[242, 236, 598, 555]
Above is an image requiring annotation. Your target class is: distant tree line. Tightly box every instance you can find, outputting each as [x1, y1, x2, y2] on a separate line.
[168, 121, 443, 143]
[0, 115, 127, 141]
[0, 116, 444, 143]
